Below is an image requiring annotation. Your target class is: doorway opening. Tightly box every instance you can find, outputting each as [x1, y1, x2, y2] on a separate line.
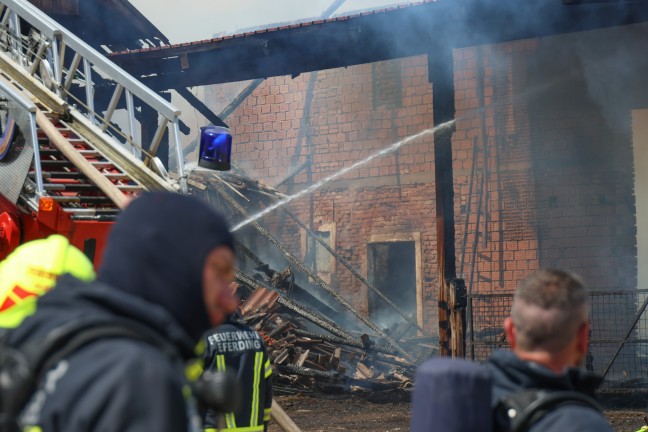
[367, 240, 417, 329]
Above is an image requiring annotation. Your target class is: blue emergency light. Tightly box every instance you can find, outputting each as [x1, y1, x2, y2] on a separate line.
[198, 126, 232, 171]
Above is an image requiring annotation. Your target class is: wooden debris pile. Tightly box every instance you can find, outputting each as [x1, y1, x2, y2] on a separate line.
[238, 285, 419, 394]
[188, 171, 440, 394]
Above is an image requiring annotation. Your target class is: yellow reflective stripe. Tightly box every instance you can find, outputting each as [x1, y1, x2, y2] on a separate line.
[216, 354, 225, 372]
[264, 358, 272, 378]
[215, 355, 237, 429]
[185, 359, 203, 382]
[194, 338, 206, 356]
[250, 352, 262, 426]
[203, 427, 264, 432]
[22, 427, 42, 432]
[263, 407, 272, 421]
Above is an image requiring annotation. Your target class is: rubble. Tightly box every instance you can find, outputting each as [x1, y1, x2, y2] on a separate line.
[189, 170, 439, 395]
[236, 282, 427, 395]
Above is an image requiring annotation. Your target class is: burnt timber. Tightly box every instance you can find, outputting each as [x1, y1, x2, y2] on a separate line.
[109, 0, 648, 91]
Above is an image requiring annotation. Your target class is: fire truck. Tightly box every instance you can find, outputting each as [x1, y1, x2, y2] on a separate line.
[0, 0, 231, 266]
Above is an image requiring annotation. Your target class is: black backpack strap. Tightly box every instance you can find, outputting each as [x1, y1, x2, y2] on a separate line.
[498, 389, 603, 432]
[4, 320, 181, 427]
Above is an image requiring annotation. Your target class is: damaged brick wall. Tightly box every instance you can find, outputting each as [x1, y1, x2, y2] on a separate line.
[205, 28, 637, 340]
[206, 56, 440, 333]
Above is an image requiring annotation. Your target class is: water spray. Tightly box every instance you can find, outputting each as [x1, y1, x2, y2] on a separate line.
[232, 119, 456, 232]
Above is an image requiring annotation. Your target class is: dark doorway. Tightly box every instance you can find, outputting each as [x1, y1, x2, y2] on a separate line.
[367, 241, 417, 329]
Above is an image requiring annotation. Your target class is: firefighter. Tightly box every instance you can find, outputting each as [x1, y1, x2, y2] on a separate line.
[202, 283, 273, 432]
[5, 192, 240, 431]
[0, 234, 95, 328]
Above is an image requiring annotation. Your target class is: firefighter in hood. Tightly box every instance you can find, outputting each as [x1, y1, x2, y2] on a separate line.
[5, 192, 240, 431]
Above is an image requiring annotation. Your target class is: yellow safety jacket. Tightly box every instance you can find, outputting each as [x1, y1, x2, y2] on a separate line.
[0, 235, 95, 328]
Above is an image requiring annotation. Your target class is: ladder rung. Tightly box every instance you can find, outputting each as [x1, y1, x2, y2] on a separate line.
[41, 160, 115, 169]
[40, 160, 73, 165]
[44, 183, 139, 193]
[70, 214, 119, 221]
[30, 171, 131, 179]
[62, 208, 120, 215]
[50, 195, 114, 203]
[43, 183, 98, 191]
[39, 137, 84, 143]
[39, 148, 99, 155]
[30, 171, 80, 179]
[115, 185, 142, 192]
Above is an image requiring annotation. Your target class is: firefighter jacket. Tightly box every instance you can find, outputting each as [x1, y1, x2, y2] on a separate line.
[6, 275, 202, 431]
[0, 235, 95, 328]
[202, 318, 272, 432]
[5, 192, 236, 431]
[486, 350, 612, 431]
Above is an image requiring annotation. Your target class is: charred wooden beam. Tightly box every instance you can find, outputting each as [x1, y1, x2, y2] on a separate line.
[236, 270, 358, 343]
[278, 364, 341, 380]
[429, 47, 461, 358]
[293, 329, 399, 356]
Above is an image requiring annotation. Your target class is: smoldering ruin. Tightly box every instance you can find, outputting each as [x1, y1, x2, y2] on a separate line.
[44, 0, 648, 401]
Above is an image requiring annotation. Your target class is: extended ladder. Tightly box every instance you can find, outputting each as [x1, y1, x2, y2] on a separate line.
[0, 0, 185, 218]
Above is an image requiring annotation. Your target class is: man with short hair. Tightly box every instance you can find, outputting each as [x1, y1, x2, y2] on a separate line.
[486, 269, 612, 431]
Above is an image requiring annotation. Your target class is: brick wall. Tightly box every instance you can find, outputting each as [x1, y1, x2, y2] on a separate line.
[206, 56, 440, 332]
[205, 27, 638, 338]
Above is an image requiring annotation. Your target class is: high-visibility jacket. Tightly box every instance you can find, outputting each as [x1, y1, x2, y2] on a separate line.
[202, 318, 272, 432]
[0, 234, 95, 328]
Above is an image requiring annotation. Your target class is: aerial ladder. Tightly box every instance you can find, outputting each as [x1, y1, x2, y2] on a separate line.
[0, 0, 186, 265]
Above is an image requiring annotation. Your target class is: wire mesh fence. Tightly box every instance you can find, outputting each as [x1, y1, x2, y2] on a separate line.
[468, 289, 648, 390]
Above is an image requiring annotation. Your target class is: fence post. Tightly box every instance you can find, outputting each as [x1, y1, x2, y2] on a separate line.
[449, 278, 467, 358]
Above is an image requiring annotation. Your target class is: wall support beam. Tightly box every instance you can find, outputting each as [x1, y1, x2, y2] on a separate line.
[429, 48, 463, 357]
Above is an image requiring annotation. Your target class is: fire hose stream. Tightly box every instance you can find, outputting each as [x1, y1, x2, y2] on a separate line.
[217, 184, 415, 362]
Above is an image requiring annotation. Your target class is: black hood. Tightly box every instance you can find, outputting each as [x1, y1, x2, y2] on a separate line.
[97, 192, 234, 344]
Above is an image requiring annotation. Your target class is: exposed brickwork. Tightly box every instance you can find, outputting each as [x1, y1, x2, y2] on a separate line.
[205, 29, 637, 339]
[453, 41, 541, 307]
[207, 56, 440, 332]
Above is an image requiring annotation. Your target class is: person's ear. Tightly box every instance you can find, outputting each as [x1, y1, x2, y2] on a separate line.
[504, 317, 517, 349]
[576, 320, 590, 357]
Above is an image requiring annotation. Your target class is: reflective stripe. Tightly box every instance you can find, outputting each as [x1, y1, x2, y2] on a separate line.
[214, 354, 236, 430]
[194, 339, 206, 356]
[214, 355, 236, 429]
[250, 352, 262, 426]
[263, 407, 272, 422]
[22, 427, 42, 432]
[264, 358, 272, 378]
[0, 235, 95, 328]
[185, 359, 203, 382]
[203, 426, 264, 432]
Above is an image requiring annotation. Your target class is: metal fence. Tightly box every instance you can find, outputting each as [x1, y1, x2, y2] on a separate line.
[468, 289, 648, 390]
